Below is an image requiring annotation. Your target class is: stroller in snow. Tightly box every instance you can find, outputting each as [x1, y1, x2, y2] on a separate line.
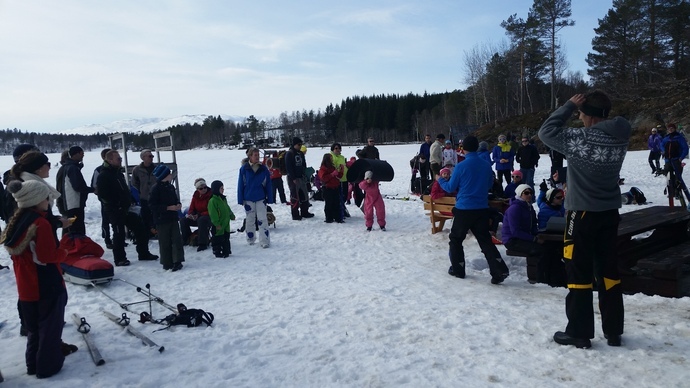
[409, 154, 431, 195]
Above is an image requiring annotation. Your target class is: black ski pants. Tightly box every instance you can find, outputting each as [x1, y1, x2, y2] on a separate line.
[323, 186, 341, 222]
[563, 209, 623, 340]
[648, 151, 661, 173]
[211, 232, 231, 257]
[272, 177, 287, 204]
[21, 290, 67, 377]
[107, 209, 150, 264]
[449, 207, 508, 278]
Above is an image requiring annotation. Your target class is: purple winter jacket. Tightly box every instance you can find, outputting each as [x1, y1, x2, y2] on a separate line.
[501, 198, 538, 244]
[648, 133, 661, 152]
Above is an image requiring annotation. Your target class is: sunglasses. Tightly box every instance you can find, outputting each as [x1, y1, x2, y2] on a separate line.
[522, 191, 533, 195]
[199, 186, 208, 190]
[511, 175, 521, 178]
[145, 155, 154, 158]
[554, 195, 564, 200]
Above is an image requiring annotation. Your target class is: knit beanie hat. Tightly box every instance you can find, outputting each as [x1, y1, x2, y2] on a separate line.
[462, 136, 479, 152]
[300, 145, 307, 154]
[153, 165, 171, 181]
[439, 167, 451, 176]
[478, 141, 488, 152]
[211, 180, 224, 196]
[292, 137, 303, 146]
[364, 171, 373, 180]
[511, 170, 523, 179]
[546, 188, 564, 203]
[515, 184, 532, 199]
[13, 144, 39, 162]
[140, 149, 153, 160]
[7, 180, 51, 209]
[20, 152, 49, 174]
[194, 178, 207, 189]
[444, 140, 452, 145]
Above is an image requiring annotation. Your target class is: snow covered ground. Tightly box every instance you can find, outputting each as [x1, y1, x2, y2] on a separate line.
[1, 144, 690, 387]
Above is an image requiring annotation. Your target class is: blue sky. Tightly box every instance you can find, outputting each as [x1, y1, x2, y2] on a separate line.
[0, 0, 612, 133]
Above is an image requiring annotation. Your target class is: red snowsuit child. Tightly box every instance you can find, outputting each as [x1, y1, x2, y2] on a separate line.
[358, 170, 386, 231]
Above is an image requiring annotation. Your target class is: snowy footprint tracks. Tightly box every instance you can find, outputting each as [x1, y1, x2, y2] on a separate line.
[72, 314, 106, 366]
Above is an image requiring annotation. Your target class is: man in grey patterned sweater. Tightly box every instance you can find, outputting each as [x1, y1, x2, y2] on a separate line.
[538, 90, 631, 349]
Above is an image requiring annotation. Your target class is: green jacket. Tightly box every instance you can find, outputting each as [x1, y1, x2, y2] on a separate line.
[208, 194, 235, 235]
[331, 152, 348, 182]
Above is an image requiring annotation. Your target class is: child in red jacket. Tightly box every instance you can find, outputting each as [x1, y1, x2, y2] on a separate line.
[2, 180, 69, 379]
[358, 171, 386, 231]
[318, 154, 344, 223]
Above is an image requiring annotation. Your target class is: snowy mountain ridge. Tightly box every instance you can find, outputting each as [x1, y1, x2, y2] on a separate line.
[58, 114, 247, 136]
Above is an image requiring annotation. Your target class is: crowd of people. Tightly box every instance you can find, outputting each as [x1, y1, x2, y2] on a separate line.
[427, 90, 686, 349]
[0, 89, 687, 378]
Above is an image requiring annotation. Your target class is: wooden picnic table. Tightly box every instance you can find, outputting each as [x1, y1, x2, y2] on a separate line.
[538, 206, 690, 297]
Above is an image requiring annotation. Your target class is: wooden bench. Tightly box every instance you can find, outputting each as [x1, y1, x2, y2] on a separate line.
[422, 195, 455, 234]
[422, 196, 510, 235]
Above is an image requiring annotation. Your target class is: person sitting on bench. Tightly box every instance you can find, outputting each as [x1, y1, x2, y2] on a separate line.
[502, 184, 546, 282]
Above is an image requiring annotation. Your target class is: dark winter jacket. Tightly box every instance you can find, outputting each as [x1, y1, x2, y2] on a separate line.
[237, 163, 273, 204]
[149, 181, 181, 225]
[504, 181, 519, 199]
[56, 159, 93, 213]
[536, 189, 565, 230]
[491, 143, 515, 171]
[538, 100, 631, 212]
[131, 163, 157, 201]
[419, 141, 431, 161]
[3, 209, 67, 302]
[661, 131, 689, 161]
[648, 133, 661, 152]
[477, 150, 492, 165]
[515, 144, 540, 169]
[96, 162, 132, 215]
[501, 198, 538, 244]
[359, 145, 380, 160]
[285, 148, 306, 180]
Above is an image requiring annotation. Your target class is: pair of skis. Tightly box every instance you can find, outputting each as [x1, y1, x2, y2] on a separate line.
[72, 311, 165, 366]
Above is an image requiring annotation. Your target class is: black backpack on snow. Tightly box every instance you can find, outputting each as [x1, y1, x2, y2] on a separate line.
[629, 187, 646, 204]
[152, 304, 214, 329]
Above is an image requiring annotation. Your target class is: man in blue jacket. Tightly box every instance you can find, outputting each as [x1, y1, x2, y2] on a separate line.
[238, 147, 273, 248]
[438, 135, 509, 284]
[660, 123, 689, 195]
